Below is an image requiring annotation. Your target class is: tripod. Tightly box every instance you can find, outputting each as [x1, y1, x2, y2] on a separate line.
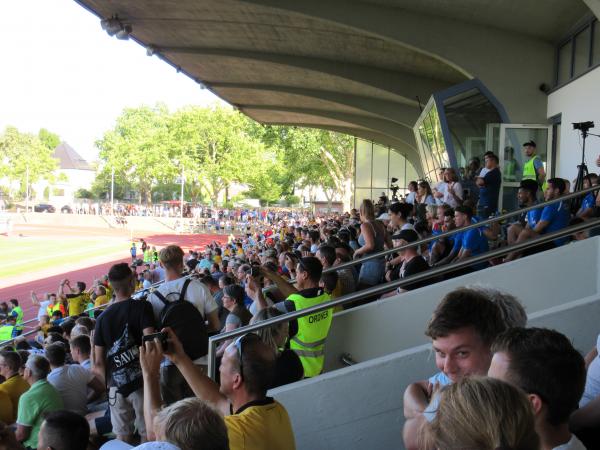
[572, 128, 600, 213]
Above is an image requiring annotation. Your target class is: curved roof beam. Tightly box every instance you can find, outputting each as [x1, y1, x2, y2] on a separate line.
[582, 0, 600, 19]
[241, 105, 417, 147]
[158, 46, 451, 105]
[211, 82, 421, 126]
[235, 0, 556, 122]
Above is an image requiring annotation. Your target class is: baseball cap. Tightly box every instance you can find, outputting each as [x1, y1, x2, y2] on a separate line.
[391, 229, 419, 243]
[523, 140, 536, 147]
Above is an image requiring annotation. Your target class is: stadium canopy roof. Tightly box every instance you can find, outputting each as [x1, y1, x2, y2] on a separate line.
[74, 0, 597, 171]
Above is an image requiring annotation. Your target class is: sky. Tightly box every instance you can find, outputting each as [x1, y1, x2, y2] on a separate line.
[0, 0, 223, 162]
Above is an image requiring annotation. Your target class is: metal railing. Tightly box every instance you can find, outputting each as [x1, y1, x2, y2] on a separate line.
[206, 217, 600, 379]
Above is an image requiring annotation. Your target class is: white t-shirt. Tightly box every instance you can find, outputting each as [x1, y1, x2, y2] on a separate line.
[443, 182, 463, 208]
[47, 364, 94, 416]
[580, 334, 600, 407]
[552, 435, 587, 450]
[148, 277, 218, 364]
[433, 181, 447, 205]
[405, 191, 416, 205]
[37, 300, 51, 321]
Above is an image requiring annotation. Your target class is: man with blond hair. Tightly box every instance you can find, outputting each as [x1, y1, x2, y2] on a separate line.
[148, 245, 219, 405]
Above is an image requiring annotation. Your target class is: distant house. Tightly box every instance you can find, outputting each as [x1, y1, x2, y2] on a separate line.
[33, 142, 95, 206]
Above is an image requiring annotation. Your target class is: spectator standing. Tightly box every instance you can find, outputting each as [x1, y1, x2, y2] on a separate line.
[147, 245, 219, 404]
[216, 285, 252, 356]
[250, 257, 333, 378]
[442, 168, 463, 208]
[476, 153, 502, 218]
[353, 199, 391, 289]
[93, 263, 155, 444]
[522, 140, 547, 194]
[58, 280, 89, 317]
[15, 355, 63, 450]
[405, 181, 418, 205]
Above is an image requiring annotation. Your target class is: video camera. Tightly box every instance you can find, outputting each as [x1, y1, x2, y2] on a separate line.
[573, 121, 594, 132]
[389, 177, 400, 202]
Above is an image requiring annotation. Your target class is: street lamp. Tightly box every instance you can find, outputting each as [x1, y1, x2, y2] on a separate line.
[180, 164, 184, 220]
[110, 167, 115, 216]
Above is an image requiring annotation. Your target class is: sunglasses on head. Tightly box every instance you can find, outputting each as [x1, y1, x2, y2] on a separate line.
[233, 333, 260, 379]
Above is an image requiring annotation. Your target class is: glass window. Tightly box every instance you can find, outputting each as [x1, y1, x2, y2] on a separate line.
[574, 26, 591, 77]
[355, 139, 372, 188]
[372, 143, 389, 187]
[443, 88, 502, 178]
[593, 21, 600, 65]
[389, 150, 406, 188]
[354, 188, 373, 206]
[557, 40, 573, 84]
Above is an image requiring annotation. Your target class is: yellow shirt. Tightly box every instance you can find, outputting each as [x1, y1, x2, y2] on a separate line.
[0, 374, 29, 422]
[67, 293, 89, 316]
[225, 399, 295, 450]
[0, 389, 12, 424]
[214, 255, 222, 264]
[94, 294, 109, 308]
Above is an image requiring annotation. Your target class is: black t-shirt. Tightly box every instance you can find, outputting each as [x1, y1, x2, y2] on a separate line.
[273, 348, 304, 388]
[399, 255, 430, 291]
[94, 299, 155, 349]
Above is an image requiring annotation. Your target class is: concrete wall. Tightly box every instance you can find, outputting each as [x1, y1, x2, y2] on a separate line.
[547, 65, 600, 181]
[273, 294, 600, 450]
[325, 237, 600, 371]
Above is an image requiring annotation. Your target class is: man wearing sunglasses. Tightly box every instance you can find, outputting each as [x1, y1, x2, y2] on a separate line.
[143, 327, 296, 450]
[247, 256, 333, 378]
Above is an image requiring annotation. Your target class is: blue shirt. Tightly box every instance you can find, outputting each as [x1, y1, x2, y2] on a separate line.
[526, 206, 544, 229]
[540, 201, 571, 246]
[452, 223, 488, 256]
[580, 193, 595, 212]
[478, 167, 501, 211]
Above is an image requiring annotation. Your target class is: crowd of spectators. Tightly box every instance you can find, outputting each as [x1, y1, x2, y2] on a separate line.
[0, 146, 599, 449]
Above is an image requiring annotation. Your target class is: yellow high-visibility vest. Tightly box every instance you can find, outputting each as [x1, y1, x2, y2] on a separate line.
[288, 292, 333, 378]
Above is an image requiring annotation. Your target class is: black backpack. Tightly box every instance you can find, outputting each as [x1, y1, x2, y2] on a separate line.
[154, 278, 208, 360]
[106, 301, 143, 398]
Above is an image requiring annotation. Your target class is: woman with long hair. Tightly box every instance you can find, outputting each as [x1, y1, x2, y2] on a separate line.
[215, 284, 252, 356]
[353, 199, 391, 289]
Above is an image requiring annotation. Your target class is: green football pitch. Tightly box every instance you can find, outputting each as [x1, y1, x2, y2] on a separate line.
[0, 237, 126, 279]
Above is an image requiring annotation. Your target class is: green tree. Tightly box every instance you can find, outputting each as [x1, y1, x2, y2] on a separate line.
[38, 128, 61, 150]
[95, 104, 172, 204]
[0, 126, 58, 199]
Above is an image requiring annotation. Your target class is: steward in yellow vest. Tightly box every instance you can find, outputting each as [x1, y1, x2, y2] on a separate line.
[250, 256, 334, 378]
[8, 300, 23, 332]
[522, 141, 547, 192]
[0, 316, 18, 341]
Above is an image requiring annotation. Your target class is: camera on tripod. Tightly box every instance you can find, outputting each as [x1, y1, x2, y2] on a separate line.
[390, 177, 400, 202]
[573, 121, 594, 132]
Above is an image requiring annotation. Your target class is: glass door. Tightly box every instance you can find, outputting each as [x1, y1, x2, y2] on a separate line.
[498, 124, 552, 212]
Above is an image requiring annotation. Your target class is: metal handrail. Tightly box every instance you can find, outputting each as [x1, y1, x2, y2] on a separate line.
[323, 184, 600, 275]
[207, 217, 600, 379]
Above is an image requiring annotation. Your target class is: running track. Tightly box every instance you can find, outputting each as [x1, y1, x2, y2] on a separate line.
[0, 231, 228, 324]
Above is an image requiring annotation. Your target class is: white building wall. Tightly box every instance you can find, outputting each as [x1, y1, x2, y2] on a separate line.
[547, 66, 600, 180]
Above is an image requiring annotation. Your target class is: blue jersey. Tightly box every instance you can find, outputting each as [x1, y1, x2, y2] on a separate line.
[580, 193, 595, 212]
[540, 201, 571, 246]
[526, 207, 544, 229]
[452, 221, 488, 256]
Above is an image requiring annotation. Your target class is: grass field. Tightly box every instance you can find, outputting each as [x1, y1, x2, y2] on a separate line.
[0, 237, 127, 279]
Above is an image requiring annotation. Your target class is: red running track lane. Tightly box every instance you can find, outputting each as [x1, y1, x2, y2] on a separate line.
[0, 233, 229, 324]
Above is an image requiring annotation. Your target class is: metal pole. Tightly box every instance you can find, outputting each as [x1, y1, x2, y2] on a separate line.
[180, 164, 184, 220]
[111, 167, 115, 216]
[25, 165, 29, 212]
